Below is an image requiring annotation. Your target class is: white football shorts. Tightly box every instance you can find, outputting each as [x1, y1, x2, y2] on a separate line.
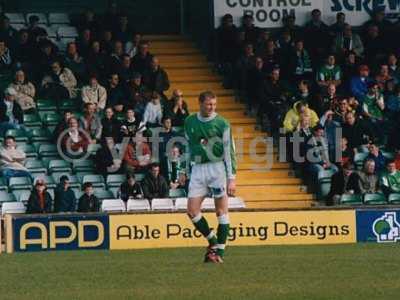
[188, 161, 227, 198]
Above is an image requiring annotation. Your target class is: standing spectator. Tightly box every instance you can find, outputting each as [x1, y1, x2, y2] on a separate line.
[0, 136, 32, 185]
[0, 39, 12, 72]
[100, 29, 113, 55]
[8, 69, 36, 113]
[246, 56, 266, 111]
[319, 110, 341, 161]
[350, 65, 373, 101]
[81, 74, 107, 111]
[0, 87, 24, 136]
[316, 54, 342, 90]
[132, 40, 153, 74]
[143, 56, 170, 99]
[241, 14, 260, 45]
[79, 103, 102, 143]
[355, 159, 380, 195]
[64, 42, 87, 83]
[78, 182, 100, 213]
[234, 43, 256, 100]
[54, 175, 76, 213]
[26, 178, 52, 214]
[329, 12, 346, 37]
[125, 33, 142, 58]
[101, 107, 121, 142]
[106, 73, 126, 112]
[332, 24, 364, 59]
[327, 162, 358, 205]
[142, 92, 163, 128]
[167, 90, 189, 127]
[41, 60, 78, 100]
[380, 160, 400, 196]
[119, 173, 143, 202]
[141, 163, 169, 200]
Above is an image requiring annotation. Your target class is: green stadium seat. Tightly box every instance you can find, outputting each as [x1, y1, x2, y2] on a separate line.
[106, 174, 126, 188]
[39, 144, 59, 158]
[25, 159, 47, 174]
[73, 160, 95, 173]
[134, 173, 146, 182]
[0, 178, 7, 191]
[58, 99, 77, 111]
[388, 193, 400, 205]
[364, 193, 388, 205]
[37, 99, 57, 111]
[33, 175, 57, 189]
[318, 170, 335, 181]
[115, 112, 125, 122]
[354, 153, 368, 170]
[0, 191, 17, 203]
[340, 194, 363, 205]
[29, 128, 52, 143]
[172, 126, 184, 134]
[318, 179, 331, 201]
[94, 189, 115, 200]
[82, 174, 105, 188]
[48, 13, 70, 25]
[87, 144, 101, 155]
[12, 190, 31, 203]
[42, 113, 62, 126]
[382, 151, 395, 161]
[109, 187, 120, 198]
[48, 160, 72, 174]
[169, 188, 186, 198]
[23, 113, 42, 128]
[17, 144, 38, 158]
[9, 177, 32, 190]
[5, 128, 29, 142]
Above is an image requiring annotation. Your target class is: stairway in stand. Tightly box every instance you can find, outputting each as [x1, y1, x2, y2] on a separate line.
[145, 35, 316, 209]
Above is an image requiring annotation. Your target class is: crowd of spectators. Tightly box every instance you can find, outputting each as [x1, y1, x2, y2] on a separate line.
[215, 9, 400, 205]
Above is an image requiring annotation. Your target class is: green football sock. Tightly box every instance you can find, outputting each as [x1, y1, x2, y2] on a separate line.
[191, 214, 218, 246]
[216, 214, 230, 257]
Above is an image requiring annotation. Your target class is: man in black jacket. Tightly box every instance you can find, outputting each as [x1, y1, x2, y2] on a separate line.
[54, 175, 77, 213]
[119, 173, 143, 202]
[327, 162, 358, 205]
[143, 56, 170, 100]
[342, 111, 373, 152]
[0, 87, 24, 136]
[78, 182, 100, 212]
[142, 163, 169, 200]
[26, 178, 53, 214]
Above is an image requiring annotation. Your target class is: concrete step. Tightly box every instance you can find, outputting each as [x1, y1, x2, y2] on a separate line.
[245, 200, 314, 209]
[167, 69, 216, 77]
[159, 55, 207, 63]
[162, 61, 212, 68]
[238, 192, 314, 201]
[180, 89, 234, 97]
[237, 185, 307, 194]
[236, 177, 302, 185]
[170, 75, 221, 82]
[237, 170, 294, 179]
[237, 162, 291, 170]
[169, 82, 223, 91]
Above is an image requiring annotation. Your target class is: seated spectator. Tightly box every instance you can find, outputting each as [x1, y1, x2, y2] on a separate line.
[81, 74, 107, 111]
[78, 182, 100, 212]
[342, 111, 373, 153]
[387, 53, 400, 81]
[76, 29, 92, 59]
[116, 53, 134, 85]
[316, 54, 342, 91]
[86, 40, 107, 78]
[158, 116, 180, 161]
[303, 9, 330, 63]
[141, 163, 169, 200]
[8, 69, 36, 113]
[13, 30, 33, 68]
[260, 39, 281, 72]
[375, 64, 397, 91]
[0, 15, 18, 46]
[366, 143, 386, 174]
[340, 137, 354, 166]
[95, 137, 121, 178]
[113, 14, 132, 44]
[121, 108, 142, 138]
[289, 80, 314, 106]
[362, 81, 385, 143]
[380, 160, 400, 196]
[127, 72, 149, 114]
[293, 113, 313, 165]
[386, 85, 400, 120]
[60, 117, 90, 158]
[123, 136, 151, 174]
[283, 101, 319, 134]
[41, 60, 78, 100]
[79, 103, 102, 143]
[363, 24, 386, 65]
[0, 87, 24, 136]
[142, 92, 163, 128]
[0, 136, 32, 185]
[245, 57, 266, 110]
[64, 42, 87, 83]
[305, 125, 338, 187]
[53, 110, 73, 142]
[107, 40, 124, 76]
[101, 107, 121, 142]
[355, 159, 380, 195]
[77, 9, 100, 35]
[164, 145, 188, 190]
[241, 14, 260, 45]
[27, 15, 47, 43]
[119, 173, 144, 202]
[34, 40, 60, 81]
[26, 178, 52, 214]
[350, 65, 373, 101]
[311, 83, 338, 116]
[0, 39, 12, 72]
[331, 24, 364, 59]
[106, 73, 126, 112]
[327, 162, 358, 206]
[332, 97, 355, 124]
[54, 175, 77, 213]
[132, 40, 153, 74]
[341, 51, 360, 89]
[288, 39, 312, 81]
[125, 33, 141, 58]
[143, 56, 170, 99]
[100, 29, 113, 55]
[167, 89, 189, 127]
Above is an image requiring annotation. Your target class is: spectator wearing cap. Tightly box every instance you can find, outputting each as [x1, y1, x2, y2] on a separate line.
[81, 74, 107, 111]
[380, 160, 400, 196]
[142, 92, 163, 128]
[119, 173, 143, 202]
[8, 69, 36, 113]
[0, 39, 12, 72]
[27, 178, 53, 214]
[327, 162, 358, 206]
[166, 89, 189, 127]
[78, 182, 100, 213]
[54, 175, 77, 213]
[101, 107, 121, 142]
[143, 56, 170, 100]
[132, 40, 153, 74]
[350, 65, 373, 101]
[105, 73, 127, 112]
[332, 23, 364, 59]
[127, 72, 149, 116]
[64, 42, 87, 83]
[0, 87, 24, 136]
[141, 163, 169, 200]
[0, 135, 32, 185]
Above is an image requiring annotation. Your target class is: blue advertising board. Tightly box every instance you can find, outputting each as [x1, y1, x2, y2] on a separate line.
[356, 209, 400, 243]
[11, 214, 110, 252]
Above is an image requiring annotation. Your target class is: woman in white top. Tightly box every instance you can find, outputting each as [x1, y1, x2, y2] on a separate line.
[81, 74, 107, 111]
[8, 70, 36, 112]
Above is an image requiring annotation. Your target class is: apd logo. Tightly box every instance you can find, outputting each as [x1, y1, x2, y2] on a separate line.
[372, 212, 400, 243]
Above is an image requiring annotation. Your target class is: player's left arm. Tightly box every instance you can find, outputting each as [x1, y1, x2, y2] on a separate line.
[222, 124, 236, 196]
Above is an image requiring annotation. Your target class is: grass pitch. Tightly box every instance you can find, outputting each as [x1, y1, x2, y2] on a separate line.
[1, 244, 399, 300]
